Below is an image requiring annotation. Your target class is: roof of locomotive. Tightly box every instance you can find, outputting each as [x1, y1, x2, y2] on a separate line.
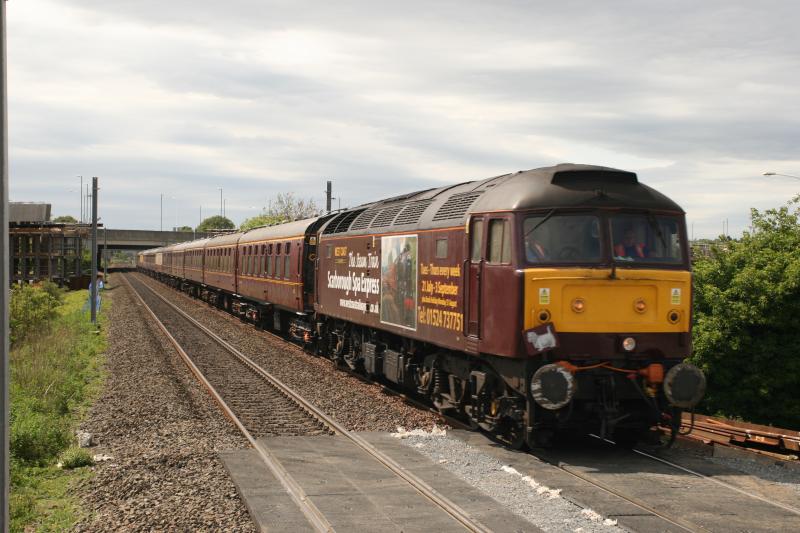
[238, 217, 320, 244]
[317, 163, 683, 237]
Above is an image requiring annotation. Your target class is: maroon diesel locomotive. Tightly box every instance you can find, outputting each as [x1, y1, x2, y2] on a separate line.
[139, 164, 706, 448]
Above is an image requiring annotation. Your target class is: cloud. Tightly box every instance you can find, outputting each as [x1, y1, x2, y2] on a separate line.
[7, 0, 800, 237]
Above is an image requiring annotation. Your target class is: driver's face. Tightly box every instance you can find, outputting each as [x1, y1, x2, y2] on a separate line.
[623, 230, 636, 245]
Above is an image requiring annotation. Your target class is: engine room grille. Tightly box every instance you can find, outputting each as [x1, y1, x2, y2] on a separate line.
[392, 200, 432, 226]
[350, 209, 381, 231]
[432, 192, 482, 221]
[370, 205, 404, 228]
[322, 209, 365, 234]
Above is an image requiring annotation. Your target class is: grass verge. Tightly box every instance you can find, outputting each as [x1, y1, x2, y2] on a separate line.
[10, 287, 109, 532]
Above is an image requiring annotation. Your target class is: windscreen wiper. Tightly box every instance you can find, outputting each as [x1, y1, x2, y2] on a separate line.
[524, 209, 556, 238]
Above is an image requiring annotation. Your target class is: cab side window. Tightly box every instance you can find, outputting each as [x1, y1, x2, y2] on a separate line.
[470, 218, 484, 262]
[487, 219, 511, 264]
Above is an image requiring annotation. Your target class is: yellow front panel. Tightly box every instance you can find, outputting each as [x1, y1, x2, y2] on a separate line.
[523, 268, 691, 333]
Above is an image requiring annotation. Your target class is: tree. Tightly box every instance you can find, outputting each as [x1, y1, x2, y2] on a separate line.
[52, 215, 77, 223]
[176, 225, 193, 232]
[690, 197, 800, 428]
[240, 192, 321, 231]
[240, 214, 286, 232]
[196, 215, 235, 233]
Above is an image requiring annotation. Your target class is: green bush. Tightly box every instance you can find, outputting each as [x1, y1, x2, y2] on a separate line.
[10, 407, 70, 464]
[9, 284, 59, 346]
[9, 289, 108, 530]
[690, 197, 800, 428]
[58, 447, 94, 469]
[39, 280, 65, 305]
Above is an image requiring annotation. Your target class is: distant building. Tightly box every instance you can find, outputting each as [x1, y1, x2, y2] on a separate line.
[9, 202, 89, 286]
[10, 202, 51, 223]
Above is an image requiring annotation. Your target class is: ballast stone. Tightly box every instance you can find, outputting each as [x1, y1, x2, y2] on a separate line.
[77, 430, 94, 448]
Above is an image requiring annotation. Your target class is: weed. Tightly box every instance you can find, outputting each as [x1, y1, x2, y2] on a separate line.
[58, 447, 94, 469]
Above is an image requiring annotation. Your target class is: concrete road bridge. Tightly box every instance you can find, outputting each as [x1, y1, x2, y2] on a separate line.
[99, 229, 213, 252]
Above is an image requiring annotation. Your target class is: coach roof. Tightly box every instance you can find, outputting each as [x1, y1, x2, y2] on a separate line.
[238, 217, 321, 244]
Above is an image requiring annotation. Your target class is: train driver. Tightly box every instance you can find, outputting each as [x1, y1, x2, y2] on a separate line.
[614, 228, 648, 259]
[525, 237, 548, 262]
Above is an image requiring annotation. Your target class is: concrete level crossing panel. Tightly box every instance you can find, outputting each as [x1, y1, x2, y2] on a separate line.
[221, 433, 540, 532]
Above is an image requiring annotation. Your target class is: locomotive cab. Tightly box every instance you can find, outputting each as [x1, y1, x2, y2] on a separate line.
[464, 167, 706, 447]
[517, 208, 705, 443]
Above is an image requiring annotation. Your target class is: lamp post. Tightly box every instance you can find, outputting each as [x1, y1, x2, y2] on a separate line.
[171, 196, 177, 231]
[79, 175, 83, 222]
[763, 172, 800, 181]
[218, 187, 223, 217]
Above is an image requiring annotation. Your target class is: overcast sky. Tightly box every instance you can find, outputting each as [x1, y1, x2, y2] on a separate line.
[7, 1, 800, 237]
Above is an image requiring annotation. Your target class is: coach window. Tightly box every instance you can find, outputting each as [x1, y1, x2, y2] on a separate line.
[326, 244, 332, 258]
[284, 243, 291, 279]
[275, 244, 283, 278]
[470, 218, 484, 262]
[488, 219, 511, 264]
[435, 238, 448, 259]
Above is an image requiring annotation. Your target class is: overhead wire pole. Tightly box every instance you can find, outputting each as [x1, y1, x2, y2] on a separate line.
[325, 180, 333, 213]
[1, 0, 9, 528]
[90, 178, 98, 325]
[103, 225, 107, 282]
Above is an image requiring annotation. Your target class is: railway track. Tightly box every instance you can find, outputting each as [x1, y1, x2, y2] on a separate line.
[529, 433, 800, 532]
[129, 271, 800, 532]
[121, 273, 491, 533]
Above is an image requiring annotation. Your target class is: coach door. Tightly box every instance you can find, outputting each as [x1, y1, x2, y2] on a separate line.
[466, 217, 484, 338]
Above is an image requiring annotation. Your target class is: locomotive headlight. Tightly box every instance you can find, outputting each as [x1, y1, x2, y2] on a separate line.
[667, 310, 681, 324]
[634, 299, 647, 313]
[664, 363, 706, 408]
[571, 298, 585, 313]
[622, 336, 636, 352]
[530, 364, 577, 410]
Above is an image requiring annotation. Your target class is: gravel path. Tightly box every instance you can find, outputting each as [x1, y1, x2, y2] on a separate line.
[392, 428, 623, 533]
[74, 276, 255, 532]
[134, 272, 444, 433]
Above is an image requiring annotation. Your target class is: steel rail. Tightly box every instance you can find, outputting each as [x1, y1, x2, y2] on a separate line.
[632, 447, 800, 517]
[552, 461, 700, 532]
[121, 274, 335, 533]
[127, 273, 491, 533]
[589, 434, 800, 518]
